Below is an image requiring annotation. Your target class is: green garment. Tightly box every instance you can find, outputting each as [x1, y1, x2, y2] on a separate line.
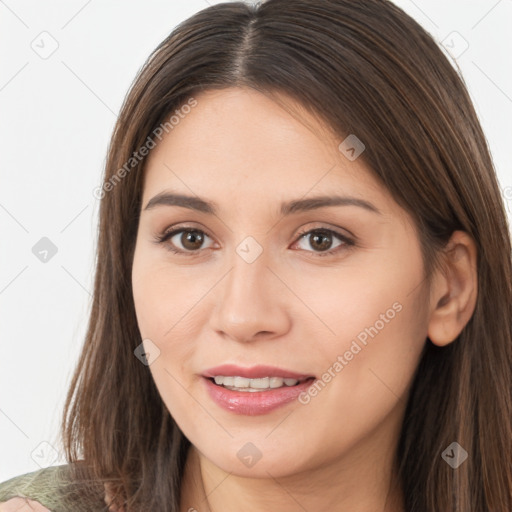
[0, 464, 107, 511]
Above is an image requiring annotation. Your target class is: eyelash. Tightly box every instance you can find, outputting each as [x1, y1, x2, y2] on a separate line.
[152, 225, 355, 258]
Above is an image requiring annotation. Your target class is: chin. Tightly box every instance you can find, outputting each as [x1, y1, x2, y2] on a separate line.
[193, 434, 318, 479]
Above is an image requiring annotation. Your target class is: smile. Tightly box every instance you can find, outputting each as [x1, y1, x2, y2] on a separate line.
[201, 365, 316, 415]
[211, 375, 306, 391]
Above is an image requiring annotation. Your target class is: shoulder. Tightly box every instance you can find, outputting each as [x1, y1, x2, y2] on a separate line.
[0, 463, 106, 512]
[0, 465, 65, 503]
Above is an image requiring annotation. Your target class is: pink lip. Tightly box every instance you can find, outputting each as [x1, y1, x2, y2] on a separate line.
[202, 364, 313, 380]
[201, 364, 315, 416]
[202, 377, 315, 415]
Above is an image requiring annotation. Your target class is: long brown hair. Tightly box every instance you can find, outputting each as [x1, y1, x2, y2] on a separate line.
[61, 1, 512, 510]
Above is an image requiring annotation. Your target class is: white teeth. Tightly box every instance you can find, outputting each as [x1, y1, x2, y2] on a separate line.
[250, 377, 270, 389]
[269, 377, 284, 388]
[233, 376, 250, 388]
[211, 375, 300, 391]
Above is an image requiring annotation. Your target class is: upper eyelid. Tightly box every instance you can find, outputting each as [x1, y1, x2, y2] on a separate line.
[157, 222, 351, 238]
[156, 224, 354, 249]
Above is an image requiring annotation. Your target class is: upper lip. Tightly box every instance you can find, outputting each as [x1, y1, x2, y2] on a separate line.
[202, 364, 314, 380]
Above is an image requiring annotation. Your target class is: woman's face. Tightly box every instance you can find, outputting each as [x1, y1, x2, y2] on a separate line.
[131, 87, 430, 478]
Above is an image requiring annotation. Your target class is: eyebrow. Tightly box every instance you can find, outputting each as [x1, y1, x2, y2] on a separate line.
[143, 192, 382, 216]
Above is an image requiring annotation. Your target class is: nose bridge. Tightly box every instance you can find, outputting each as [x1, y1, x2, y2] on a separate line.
[223, 240, 272, 317]
[209, 237, 290, 341]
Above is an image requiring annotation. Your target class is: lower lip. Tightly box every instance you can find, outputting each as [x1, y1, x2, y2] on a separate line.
[202, 377, 315, 416]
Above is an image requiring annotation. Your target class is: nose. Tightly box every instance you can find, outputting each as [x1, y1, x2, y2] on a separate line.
[208, 248, 292, 344]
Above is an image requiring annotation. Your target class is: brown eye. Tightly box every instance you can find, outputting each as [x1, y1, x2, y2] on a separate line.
[308, 231, 334, 251]
[155, 227, 214, 255]
[294, 228, 352, 256]
[179, 230, 205, 251]
[154, 225, 354, 258]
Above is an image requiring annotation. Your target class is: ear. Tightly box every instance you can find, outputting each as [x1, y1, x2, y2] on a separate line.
[427, 230, 478, 347]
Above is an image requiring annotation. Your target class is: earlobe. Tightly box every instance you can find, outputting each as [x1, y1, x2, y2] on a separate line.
[427, 231, 478, 347]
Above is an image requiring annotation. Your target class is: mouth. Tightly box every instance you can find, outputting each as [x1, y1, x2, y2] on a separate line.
[207, 375, 314, 392]
[201, 364, 316, 415]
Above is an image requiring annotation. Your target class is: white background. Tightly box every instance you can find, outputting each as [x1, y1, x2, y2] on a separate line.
[1, 0, 511, 481]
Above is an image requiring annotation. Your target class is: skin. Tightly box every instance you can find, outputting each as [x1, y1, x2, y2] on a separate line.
[128, 86, 478, 512]
[0, 87, 477, 512]
[0, 498, 51, 511]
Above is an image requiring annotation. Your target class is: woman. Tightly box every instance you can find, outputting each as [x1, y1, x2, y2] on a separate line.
[1, 0, 510, 510]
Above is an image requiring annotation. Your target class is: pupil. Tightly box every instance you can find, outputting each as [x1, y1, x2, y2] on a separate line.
[311, 232, 332, 251]
[182, 230, 203, 250]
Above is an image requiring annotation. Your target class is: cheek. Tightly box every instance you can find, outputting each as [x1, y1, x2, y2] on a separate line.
[288, 246, 428, 413]
[131, 248, 207, 339]
[297, 260, 428, 430]
[131, 258, 205, 429]
[282, 250, 426, 363]
[131, 250, 213, 394]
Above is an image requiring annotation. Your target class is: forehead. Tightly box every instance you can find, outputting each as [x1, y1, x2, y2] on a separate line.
[142, 87, 390, 212]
